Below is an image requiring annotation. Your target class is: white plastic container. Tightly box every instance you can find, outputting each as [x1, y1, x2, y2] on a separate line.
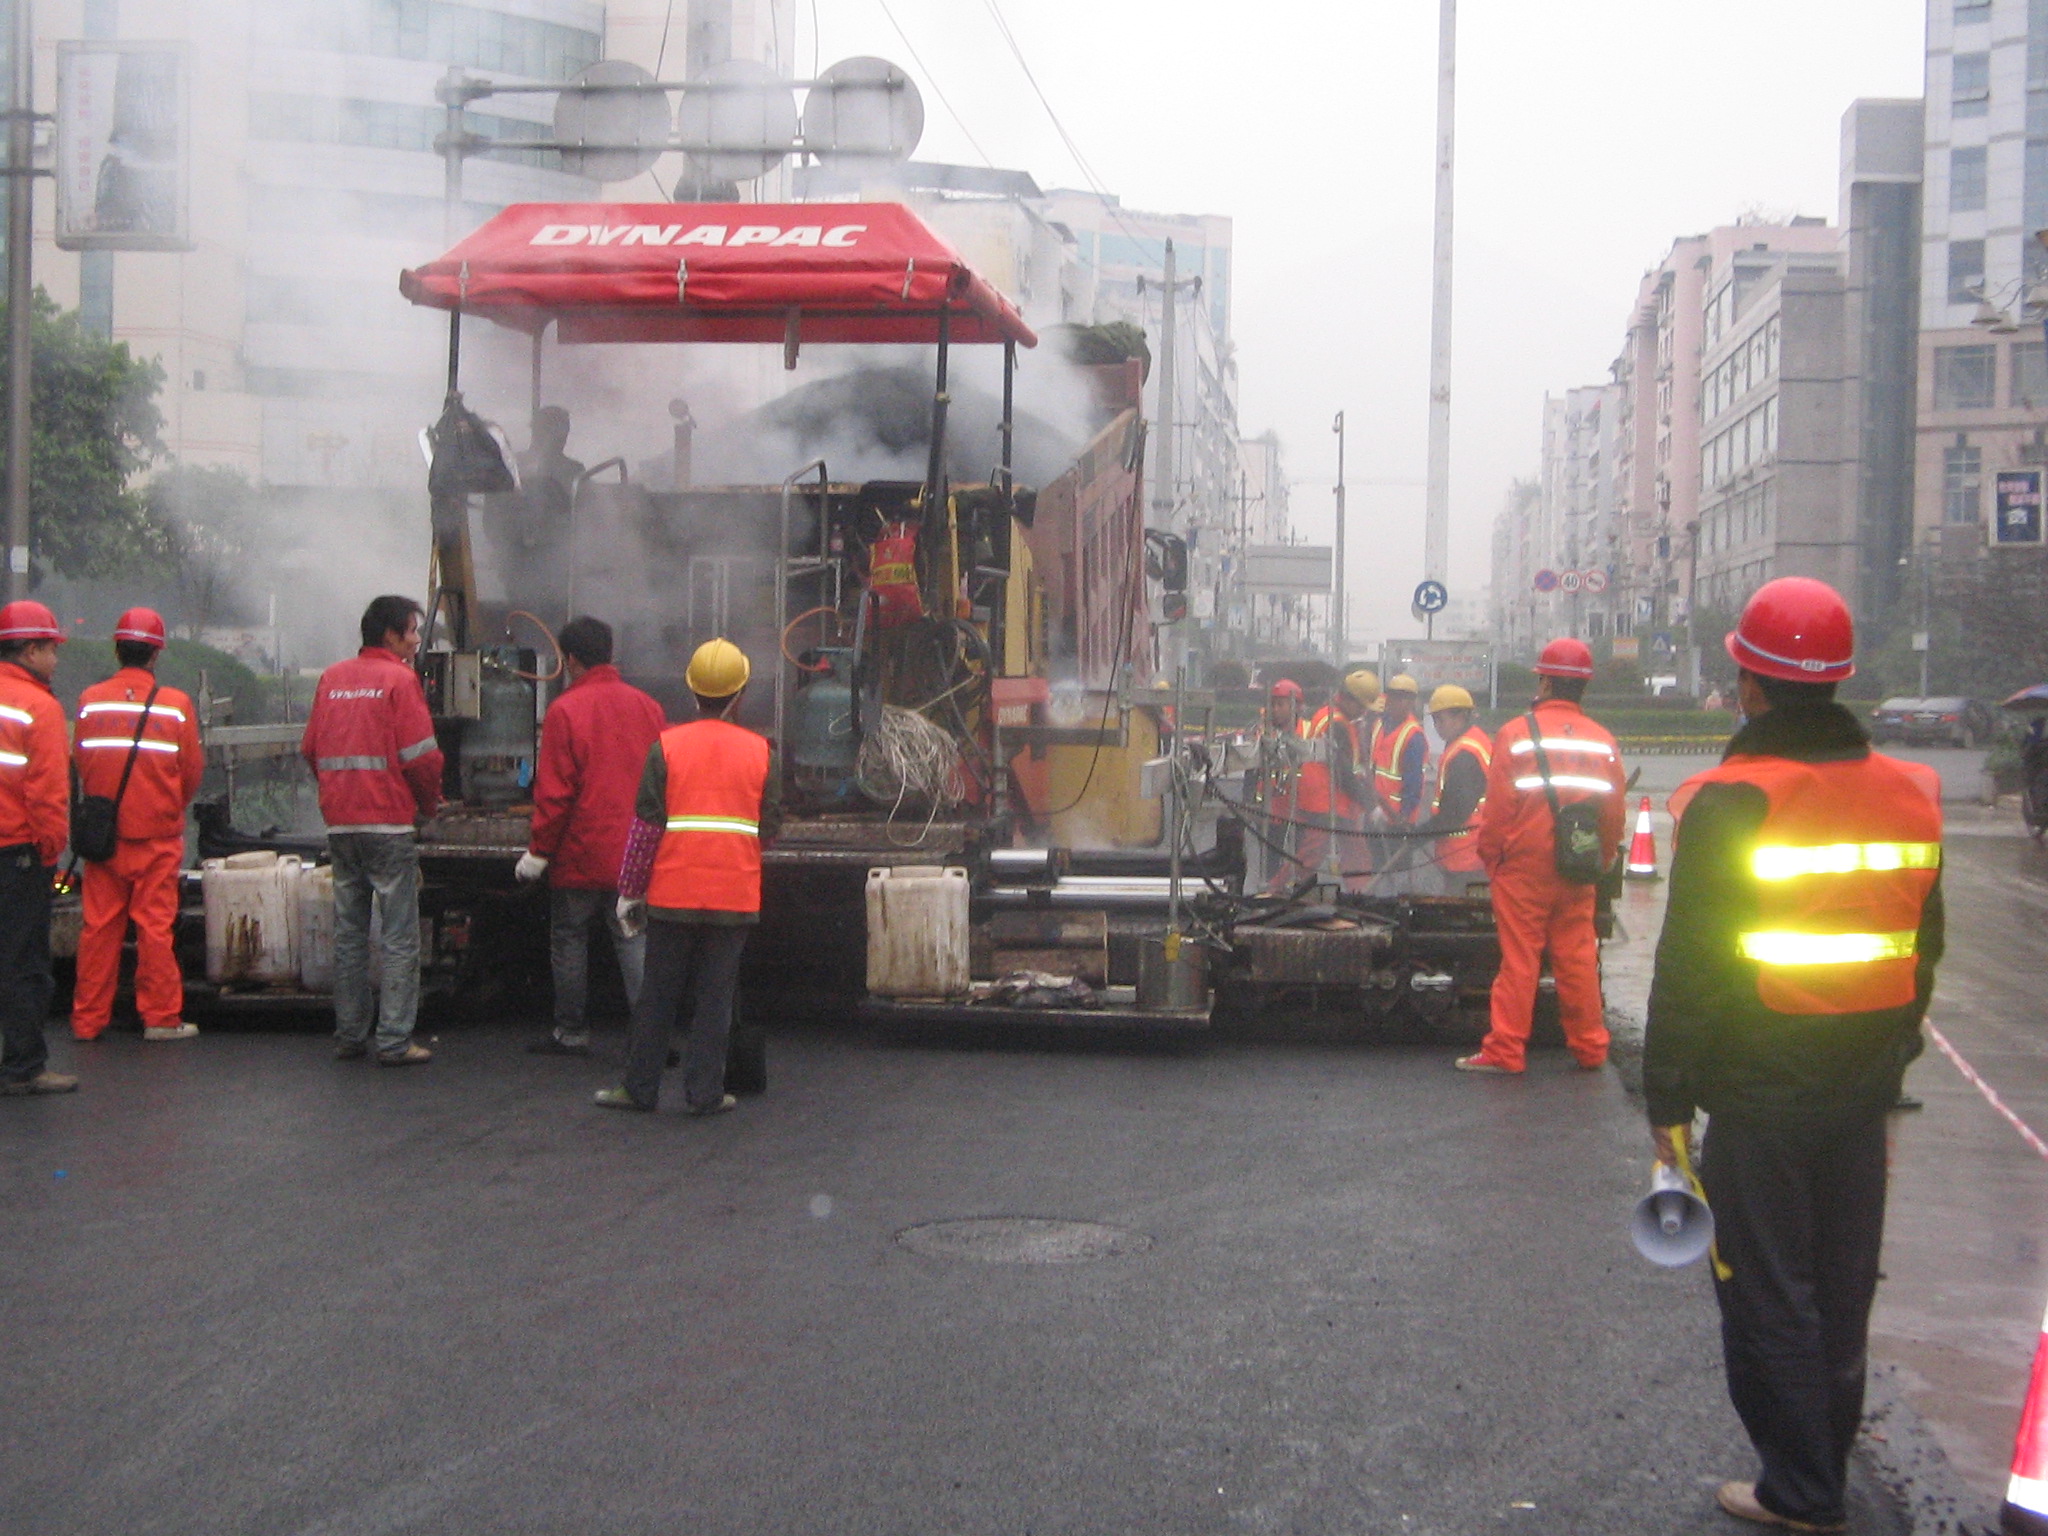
[298, 865, 335, 992]
[202, 851, 303, 985]
[865, 865, 970, 998]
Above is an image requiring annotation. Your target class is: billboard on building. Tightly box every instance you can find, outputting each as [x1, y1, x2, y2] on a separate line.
[1244, 544, 1332, 595]
[1994, 470, 2046, 546]
[55, 42, 192, 252]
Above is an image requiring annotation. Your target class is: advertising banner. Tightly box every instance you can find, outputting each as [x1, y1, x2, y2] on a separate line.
[55, 43, 191, 252]
[1995, 469, 2046, 546]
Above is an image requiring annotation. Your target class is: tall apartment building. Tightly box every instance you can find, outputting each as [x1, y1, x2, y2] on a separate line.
[1536, 384, 1622, 640]
[1915, 0, 2048, 552]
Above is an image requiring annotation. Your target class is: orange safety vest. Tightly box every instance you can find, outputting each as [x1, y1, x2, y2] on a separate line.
[1433, 725, 1492, 872]
[646, 718, 771, 913]
[1297, 706, 1362, 818]
[1675, 751, 1943, 1016]
[1373, 713, 1424, 821]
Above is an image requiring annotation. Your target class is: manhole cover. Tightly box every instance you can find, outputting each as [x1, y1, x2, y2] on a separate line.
[895, 1217, 1151, 1265]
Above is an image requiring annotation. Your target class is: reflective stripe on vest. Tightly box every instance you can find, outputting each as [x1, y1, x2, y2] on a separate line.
[1737, 930, 1919, 966]
[0, 703, 34, 727]
[79, 699, 188, 724]
[398, 735, 439, 763]
[318, 755, 388, 772]
[665, 815, 760, 835]
[1751, 842, 1941, 881]
[1513, 773, 1613, 795]
[1509, 736, 1616, 761]
[78, 736, 181, 753]
[0, 750, 24, 767]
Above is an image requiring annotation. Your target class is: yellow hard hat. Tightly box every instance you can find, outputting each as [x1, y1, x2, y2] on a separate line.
[1386, 673, 1420, 696]
[685, 637, 751, 698]
[1343, 669, 1381, 704]
[1428, 684, 1475, 713]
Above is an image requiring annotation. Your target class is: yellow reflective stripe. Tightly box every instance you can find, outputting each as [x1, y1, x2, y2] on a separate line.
[1750, 842, 1942, 881]
[665, 816, 760, 835]
[1737, 930, 1919, 966]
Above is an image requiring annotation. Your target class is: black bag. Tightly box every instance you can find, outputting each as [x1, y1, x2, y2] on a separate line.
[426, 392, 517, 498]
[72, 681, 161, 863]
[1523, 712, 1609, 886]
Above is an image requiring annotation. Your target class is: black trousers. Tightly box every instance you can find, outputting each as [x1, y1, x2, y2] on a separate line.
[622, 920, 748, 1111]
[0, 845, 53, 1084]
[1700, 1112, 1889, 1528]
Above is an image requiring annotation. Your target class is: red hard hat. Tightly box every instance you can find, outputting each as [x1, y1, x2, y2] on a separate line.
[0, 599, 62, 643]
[1534, 637, 1595, 679]
[1269, 678, 1304, 700]
[112, 606, 167, 649]
[1725, 576, 1854, 683]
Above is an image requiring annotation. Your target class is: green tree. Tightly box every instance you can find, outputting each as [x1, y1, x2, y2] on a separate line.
[1, 288, 168, 579]
[145, 463, 259, 634]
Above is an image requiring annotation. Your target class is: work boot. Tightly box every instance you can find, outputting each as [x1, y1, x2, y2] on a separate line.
[333, 1040, 369, 1061]
[594, 1087, 653, 1112]
[685, 1093, 737, 1118]
[1714, 1482, 1845, 1533]
[1453, 1053, 1518, 1075]
[376, 1044, 433, 1068]
[1, 1071, 79, 1096]
[143, 1022, 199, 1041]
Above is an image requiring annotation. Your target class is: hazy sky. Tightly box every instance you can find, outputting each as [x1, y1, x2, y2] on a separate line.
[805, 0, 1928, 643]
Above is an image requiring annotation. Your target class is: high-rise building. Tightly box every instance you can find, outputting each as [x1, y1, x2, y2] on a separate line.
[1914, 0, 2048, 555]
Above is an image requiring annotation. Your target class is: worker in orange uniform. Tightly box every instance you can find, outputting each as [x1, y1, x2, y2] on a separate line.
[71, 608, 204, 1043]
[1295, 671, 1376, 890]
[597, 639, 780, 1115]
[0, 602, 77, 1096]
[1412, 684, 1490, 897]
[1458, 637, 1625, 1074]
[1251, 678, 1309, 893]
[1369, 673, 1430, 891]
[1643, 580, 1943, 1534]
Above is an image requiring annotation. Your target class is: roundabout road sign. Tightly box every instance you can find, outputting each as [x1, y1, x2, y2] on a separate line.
[1413, 579, 1448, 614]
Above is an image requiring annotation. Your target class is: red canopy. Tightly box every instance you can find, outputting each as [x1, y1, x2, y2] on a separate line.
[399, 201, 1035, 348]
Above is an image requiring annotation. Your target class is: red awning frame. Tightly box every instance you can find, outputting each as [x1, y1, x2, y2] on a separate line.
[399, 201, 1036, 349]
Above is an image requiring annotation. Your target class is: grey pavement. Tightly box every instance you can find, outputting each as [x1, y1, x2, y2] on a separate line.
[3, 1010, 1908, 1534]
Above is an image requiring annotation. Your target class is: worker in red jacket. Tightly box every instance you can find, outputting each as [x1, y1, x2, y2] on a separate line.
[598, 638, 780, 1115]
[71, 608, 204, 1043]
[300, 596, 443, 1067]
[515, 615, 667, 1055]
[1459, 637, 1626, 1075]
[0, 601, 77, 1097]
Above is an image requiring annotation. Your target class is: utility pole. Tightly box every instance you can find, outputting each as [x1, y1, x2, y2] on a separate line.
[1422, 0, 1455, 592]
[5, 0, 33, 599]
[1332, 410, 1347, 662]
[1153, 239, 1178, 532]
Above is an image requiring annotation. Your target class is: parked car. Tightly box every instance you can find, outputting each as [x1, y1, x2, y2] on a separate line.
[1870, 696, 1993, 748]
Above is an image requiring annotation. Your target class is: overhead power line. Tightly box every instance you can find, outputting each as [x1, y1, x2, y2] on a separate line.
[873, 0, 998, 169]
[975, 0, 1115, 200]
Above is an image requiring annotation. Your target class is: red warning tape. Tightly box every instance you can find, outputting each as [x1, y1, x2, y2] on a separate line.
[1927, 1022, 2048, 1165]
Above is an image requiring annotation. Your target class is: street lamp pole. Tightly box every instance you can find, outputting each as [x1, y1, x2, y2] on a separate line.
[5, 0, 34, 600]
[1332, 410, 1346, 663]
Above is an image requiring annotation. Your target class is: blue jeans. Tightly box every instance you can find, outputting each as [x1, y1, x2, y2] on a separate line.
[329, 832, 422, 1056]
[549, 887, 645, 1042]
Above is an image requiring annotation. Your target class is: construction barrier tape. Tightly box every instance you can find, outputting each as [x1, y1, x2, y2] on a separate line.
[1927, 1022, 2048, 1165]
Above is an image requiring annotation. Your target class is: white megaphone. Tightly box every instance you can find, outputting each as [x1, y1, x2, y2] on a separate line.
[1630, 1162, 1715, 1267]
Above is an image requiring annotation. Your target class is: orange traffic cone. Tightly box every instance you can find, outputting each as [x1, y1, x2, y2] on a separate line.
[1624, 796, 1660, 881]
[2004, 1297, 2048, 1534]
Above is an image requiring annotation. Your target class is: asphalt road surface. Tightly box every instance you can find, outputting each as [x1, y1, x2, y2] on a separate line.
[4, 1018, 1910, 1534]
